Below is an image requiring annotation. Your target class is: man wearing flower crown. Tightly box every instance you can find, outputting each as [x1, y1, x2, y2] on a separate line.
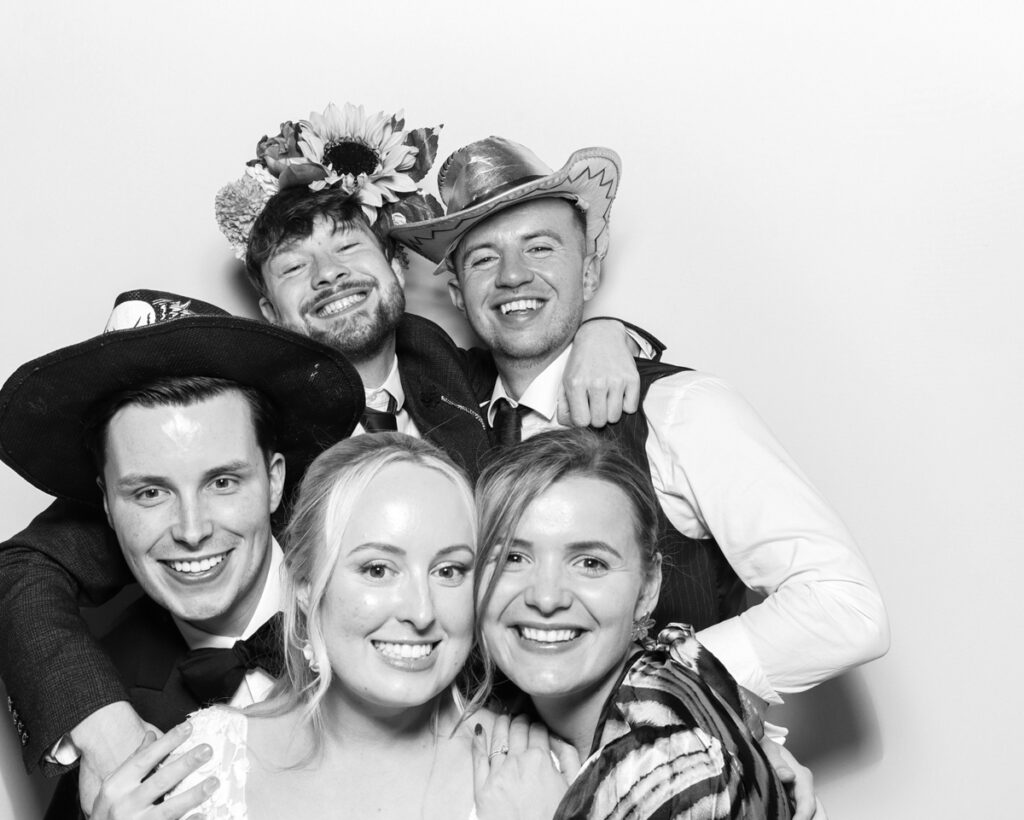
[392, 136, 890, 728]
[0, 106, 655, 813]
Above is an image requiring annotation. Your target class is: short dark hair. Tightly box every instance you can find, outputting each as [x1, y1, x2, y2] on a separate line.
[83, 376, 279, 476]
[245, 187, 399, 295]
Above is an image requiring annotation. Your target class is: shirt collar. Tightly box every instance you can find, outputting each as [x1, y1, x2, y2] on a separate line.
[173, 538, 285, 650]
[365, 355, 405, 413]
[486, 345, 572, 427]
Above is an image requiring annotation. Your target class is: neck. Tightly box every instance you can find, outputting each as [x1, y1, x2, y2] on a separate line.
[529, 653, 632, 759]
[349, 335, 398, 391]
[493, 347, 566, 401]
[317, 686, 455, 751]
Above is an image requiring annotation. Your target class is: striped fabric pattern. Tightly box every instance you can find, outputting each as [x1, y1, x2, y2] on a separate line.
[554, 625, 792, 820]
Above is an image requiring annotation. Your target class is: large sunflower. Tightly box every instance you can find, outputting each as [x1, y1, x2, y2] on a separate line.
[298, 103, 421, 222]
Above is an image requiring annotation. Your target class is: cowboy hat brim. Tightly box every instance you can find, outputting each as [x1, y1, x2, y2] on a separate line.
[0, 317, 364, 505]
[391, 147, 620, 271]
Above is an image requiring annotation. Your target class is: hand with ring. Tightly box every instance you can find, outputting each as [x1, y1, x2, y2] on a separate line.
[472, 713, 580, 820]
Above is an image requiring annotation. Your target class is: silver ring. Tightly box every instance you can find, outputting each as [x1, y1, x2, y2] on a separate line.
[488, 745, 510, 759]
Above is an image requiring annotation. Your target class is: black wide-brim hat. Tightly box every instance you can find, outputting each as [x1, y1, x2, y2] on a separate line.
[0, 289, 365, 505]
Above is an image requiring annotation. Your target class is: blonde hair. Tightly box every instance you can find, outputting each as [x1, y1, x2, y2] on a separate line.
[251, 433, 475, 757]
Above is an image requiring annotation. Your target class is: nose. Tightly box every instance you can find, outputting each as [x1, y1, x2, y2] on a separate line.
[495, 255, 535, 289]
[170, 494, 214, 549]
[312, 254, 350, 289]
[396, 573, 436, 632]
[522, 564, 572, 615]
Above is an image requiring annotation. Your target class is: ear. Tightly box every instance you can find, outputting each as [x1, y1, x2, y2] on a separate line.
[448, 276, 466, 313]
[390, 256, 405, 289]
[259, 296, 281, 325]
[98, 478, 114, 529]
[635, 552, 662, 621]
[582, 254, 603, 303]
[267, 452, 286, 514]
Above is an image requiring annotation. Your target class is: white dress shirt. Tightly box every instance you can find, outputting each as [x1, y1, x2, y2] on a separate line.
[173, 539, 286, 708]
[355, 355, 422, 439]
[487, 346, 889, 703]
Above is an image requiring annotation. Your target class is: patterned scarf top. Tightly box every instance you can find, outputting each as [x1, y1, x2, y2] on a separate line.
[553, 624, 792, 820]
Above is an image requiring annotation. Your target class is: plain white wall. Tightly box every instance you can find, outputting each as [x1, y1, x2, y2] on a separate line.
[2, 2, 1022, 817]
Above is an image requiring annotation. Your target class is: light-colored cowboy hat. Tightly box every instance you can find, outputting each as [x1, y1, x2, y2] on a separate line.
[390, 136, 620, 271]
[0, 289, 364, 504]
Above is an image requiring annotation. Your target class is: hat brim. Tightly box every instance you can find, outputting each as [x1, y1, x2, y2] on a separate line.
[391, 147, 620, 271]
[0, 317, 364, 505]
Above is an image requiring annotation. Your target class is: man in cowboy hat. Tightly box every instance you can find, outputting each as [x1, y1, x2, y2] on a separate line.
[392, 137, 890, 712]
[0, 289, 363, 816]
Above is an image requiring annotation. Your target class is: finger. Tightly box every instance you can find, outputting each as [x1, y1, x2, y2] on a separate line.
[588, 384, 609, 428]
[471, 723, 490, 796]
[507, 714, 531, 753]
[622, 374, 641, 415]
[154, 775, 218, 820]
[562, 381, 592, 427]
[489, 713, 510, 754]
[120, 720, 194, 782]
[555, 389, 570, 426]
[549, 736, 582, 781]
[137, 742, 213, 806]
[526, 720, 550, 751]
[604, 380, 626, 425]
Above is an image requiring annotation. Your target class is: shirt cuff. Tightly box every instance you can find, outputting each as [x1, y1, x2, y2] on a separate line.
[46, 733, 81, 767]
[624, 327, 657, 360]
[696, 618, 783, 705]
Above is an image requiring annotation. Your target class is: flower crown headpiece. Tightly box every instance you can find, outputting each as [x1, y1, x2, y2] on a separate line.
[215, 102, 443, 259]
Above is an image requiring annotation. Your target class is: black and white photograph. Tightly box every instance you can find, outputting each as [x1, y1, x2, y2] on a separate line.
[1, 2, 1020, 818]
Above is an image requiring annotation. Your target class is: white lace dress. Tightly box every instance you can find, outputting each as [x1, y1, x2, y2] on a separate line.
[172, 705, 479, 819]
[171, 707, 249, 819]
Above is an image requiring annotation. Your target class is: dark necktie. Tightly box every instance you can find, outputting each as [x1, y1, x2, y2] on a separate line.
[361, 394, 398, 433]
[492, 398, 528, 447]
[178, 612, 284, 706]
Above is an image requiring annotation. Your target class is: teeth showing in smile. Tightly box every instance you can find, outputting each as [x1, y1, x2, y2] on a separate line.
[500, 299, 541, 315]
[519, 627, 580, 643]
[373, 641, 437, 660]
[318, 292, 367, 317]
[166, 554, 226, 574]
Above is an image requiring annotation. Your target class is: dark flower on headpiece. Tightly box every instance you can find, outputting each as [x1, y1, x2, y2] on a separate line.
[252, 121, 303, 177]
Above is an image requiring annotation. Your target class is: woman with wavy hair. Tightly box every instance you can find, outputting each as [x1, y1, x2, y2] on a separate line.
[471, 428, 801, 820]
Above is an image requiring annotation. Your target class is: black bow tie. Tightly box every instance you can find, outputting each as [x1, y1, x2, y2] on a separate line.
[491, 398, 528, 447]
[361, 394, 398, 433]
[177, 612, 284, 706]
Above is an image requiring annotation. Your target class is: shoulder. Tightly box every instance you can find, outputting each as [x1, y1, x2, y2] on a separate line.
[169, 707, 249, 812]
[396, 312, 459, 351]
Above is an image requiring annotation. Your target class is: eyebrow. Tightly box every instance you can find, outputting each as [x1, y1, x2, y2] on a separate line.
[506, 538, 623, 560]
[112, 460, 253, 491]
[459, 229, 566, 263]
[348, 543, 475, 558]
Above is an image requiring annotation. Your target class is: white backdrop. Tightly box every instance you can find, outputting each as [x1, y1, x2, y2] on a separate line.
[2, 2, 1022, 817]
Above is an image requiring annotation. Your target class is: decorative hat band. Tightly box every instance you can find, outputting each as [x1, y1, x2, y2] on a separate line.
[215, 103, 444, 259]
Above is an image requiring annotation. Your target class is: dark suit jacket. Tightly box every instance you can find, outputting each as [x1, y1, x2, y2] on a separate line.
[0, 312, 496, 773]
[43, 596, 202, 820]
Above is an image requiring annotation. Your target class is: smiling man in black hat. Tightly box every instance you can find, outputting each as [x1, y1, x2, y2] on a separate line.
[0, 289, 362, 817]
